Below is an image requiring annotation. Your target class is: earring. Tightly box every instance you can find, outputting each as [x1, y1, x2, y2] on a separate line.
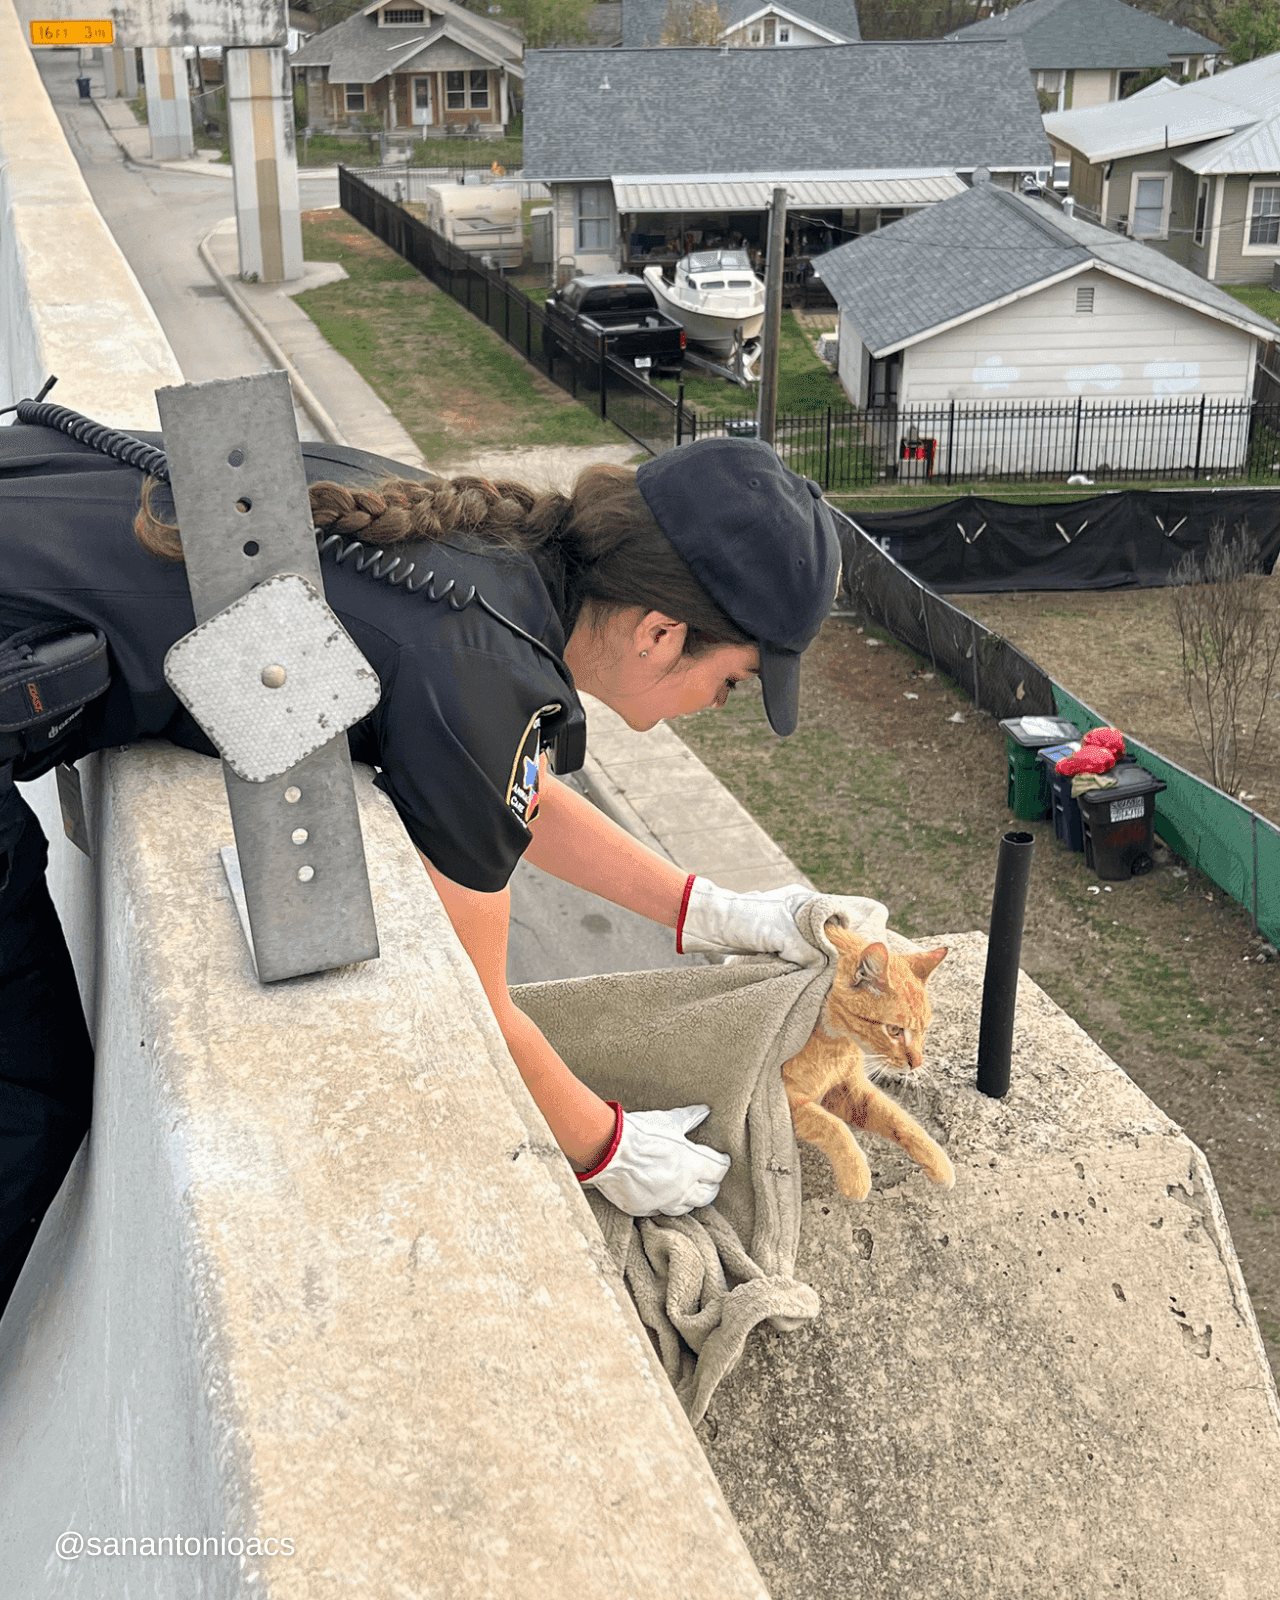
[640, 650, 648, 657]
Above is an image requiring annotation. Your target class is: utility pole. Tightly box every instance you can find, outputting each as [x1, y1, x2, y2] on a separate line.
[756, 186, 787, 447]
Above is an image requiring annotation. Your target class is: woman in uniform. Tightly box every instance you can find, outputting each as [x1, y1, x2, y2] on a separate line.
[0, 424, 841, 1318]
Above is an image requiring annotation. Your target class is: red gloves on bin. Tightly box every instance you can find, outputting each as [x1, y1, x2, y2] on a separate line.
[1083, 727, 1126, 757]
[1056, 726, 1126, 777]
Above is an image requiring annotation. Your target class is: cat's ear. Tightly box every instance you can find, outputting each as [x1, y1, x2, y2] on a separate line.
[852, 942, 889, 994]
[907, 946, 948, 982]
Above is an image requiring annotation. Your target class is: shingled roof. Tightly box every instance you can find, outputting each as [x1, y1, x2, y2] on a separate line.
[949, 0, 1217, 71]
[721, 0, 861, 38]
[812, 181, 1276, 355]
[621, 0, 861, 45]
[523, 42, 1052, 181]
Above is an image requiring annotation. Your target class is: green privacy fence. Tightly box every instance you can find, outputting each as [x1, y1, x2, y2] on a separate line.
[1052, 685, 1280, 946]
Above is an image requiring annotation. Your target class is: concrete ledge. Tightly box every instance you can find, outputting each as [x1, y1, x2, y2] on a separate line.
[0, 748, 769, 1597]
[703, 932, 1280, 1598]
[0, 0, 183, 422]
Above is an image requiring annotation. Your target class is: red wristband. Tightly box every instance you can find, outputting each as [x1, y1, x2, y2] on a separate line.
[576, 1101, 624, 1183]
[674, 873, 697, 955]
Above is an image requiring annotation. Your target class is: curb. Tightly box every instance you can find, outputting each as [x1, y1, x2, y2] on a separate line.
[196, 224, 350, 448]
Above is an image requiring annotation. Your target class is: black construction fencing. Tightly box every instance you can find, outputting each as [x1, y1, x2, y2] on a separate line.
[339, 167, 693, 456]
[691, 396, 1280, 491]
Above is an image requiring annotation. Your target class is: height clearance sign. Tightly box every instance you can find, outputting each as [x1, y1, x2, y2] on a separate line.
[30, 18, 114, 44]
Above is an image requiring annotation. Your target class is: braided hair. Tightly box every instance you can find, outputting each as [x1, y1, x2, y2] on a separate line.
[135, 464, 751, 655]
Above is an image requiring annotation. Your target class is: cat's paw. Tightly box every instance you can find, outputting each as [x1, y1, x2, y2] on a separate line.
[835, 1149, 873, 1201]
[923, 1148, 955, 1189]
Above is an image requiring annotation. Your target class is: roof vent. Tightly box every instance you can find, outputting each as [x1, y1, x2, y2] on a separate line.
[972, 167, 991, 187]
[1076, 285, 1095, 314]
[1063, 196, 1076, 218]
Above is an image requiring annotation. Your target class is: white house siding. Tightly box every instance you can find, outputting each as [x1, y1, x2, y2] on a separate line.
[723, 17, 833, 46]
[835, 322, 870, 405]
[1066, 68, 1116, 109]
[551, 183, 619, 279]
[891, 269, 1257, 475]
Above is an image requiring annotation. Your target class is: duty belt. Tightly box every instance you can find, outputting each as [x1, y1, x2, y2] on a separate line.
[0, 623, 111, 784]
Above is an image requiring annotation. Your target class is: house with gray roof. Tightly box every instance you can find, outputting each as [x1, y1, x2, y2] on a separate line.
[621, 0, 859, 48]
[949, 0, 1218, 113]
[813, 178, 1274, 474]
[523, 41, 1052, 278]
[290, 0, 522, 138]
[1045, 49, 1280, 284]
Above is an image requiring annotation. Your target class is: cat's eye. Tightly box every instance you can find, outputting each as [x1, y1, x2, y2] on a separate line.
[885, 1025, 904, 1038]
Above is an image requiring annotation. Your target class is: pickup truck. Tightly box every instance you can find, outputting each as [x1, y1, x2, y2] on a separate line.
[542, 275, 685, 379]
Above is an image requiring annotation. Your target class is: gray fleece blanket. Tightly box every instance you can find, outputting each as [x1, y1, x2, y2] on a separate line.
[512, 893, 888, 1422]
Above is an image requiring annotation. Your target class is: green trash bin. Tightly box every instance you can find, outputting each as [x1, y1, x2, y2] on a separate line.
[998, 715, 1080, 821]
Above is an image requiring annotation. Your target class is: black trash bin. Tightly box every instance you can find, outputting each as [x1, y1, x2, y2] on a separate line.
[1077, 764, 1167, 880]
[76, 76, 92, 99]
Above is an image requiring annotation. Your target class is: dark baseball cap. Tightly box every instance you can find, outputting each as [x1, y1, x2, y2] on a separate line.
[636, 438, 841, 736]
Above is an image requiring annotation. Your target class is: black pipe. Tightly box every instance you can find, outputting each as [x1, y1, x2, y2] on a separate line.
[976, 830, 1035, 1099]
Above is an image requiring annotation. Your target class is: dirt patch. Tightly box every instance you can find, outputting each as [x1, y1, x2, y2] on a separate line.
[676, 615, 1280, 1374]
[956, 579, 1280, 824]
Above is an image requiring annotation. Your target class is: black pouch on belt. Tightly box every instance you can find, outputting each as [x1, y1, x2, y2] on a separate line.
[0, 623, 111, 751]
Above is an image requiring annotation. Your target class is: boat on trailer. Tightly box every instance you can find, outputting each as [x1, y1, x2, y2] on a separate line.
[642, 250, 766, 357]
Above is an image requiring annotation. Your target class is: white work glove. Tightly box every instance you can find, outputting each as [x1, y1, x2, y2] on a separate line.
[578, 1103, 730, 1217]
[676, 875, 824, 967]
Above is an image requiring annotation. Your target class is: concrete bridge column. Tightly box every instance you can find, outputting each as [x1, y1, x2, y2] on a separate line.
[225, 48, 303, 285]
[100, 44, 139, 102]
[141, 47, 193, 161]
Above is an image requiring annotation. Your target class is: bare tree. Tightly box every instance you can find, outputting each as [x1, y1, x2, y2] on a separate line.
[1170, 520, 1280, 797]
[660, 0, 725, 44]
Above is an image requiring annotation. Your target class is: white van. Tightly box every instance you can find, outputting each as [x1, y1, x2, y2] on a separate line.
[421, 184, 522, 269]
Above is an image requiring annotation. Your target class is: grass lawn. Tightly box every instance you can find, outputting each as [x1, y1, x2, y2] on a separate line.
[293, 211, 616, 467]
[1224, 284, 1280, 326]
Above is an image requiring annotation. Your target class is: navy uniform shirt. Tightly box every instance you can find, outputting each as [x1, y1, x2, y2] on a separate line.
[0, 424, 582, 893]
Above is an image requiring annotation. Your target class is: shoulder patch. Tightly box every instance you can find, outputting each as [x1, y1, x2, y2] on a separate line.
[505, 703, 560, 827]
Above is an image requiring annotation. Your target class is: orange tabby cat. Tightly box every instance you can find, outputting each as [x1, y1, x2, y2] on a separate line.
[783, 925, 953, 1200]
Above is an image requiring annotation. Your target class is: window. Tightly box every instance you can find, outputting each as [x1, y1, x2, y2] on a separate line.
[1129, 173, 1169, 238]
[749, 27, 762, 42]
[381, 7, 425, 20]
[1194, 178, 1210, 246]
[1246, 183, 1280, 249]
[1169, 58, 1187, 76]
[1075, 285, 1094, 313]
[1035, 69, 1064, 91]
[446, 70, 489, 110]
[577, 183, 612, 252]
[779, 25, 790, 41]
[344, 85, 366, 112]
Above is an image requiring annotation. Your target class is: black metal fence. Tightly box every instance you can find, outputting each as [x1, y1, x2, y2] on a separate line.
[691, 396, 1280, 491]
[339, 166, 694, 456]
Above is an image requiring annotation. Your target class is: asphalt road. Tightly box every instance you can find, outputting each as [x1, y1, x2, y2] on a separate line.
[34, 51, 690, 986]
[36, 51, 331, 437]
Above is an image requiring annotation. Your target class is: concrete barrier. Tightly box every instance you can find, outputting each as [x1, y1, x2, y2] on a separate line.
[0, 750, 769, 1596]
[702, 932, 1280, 1598]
